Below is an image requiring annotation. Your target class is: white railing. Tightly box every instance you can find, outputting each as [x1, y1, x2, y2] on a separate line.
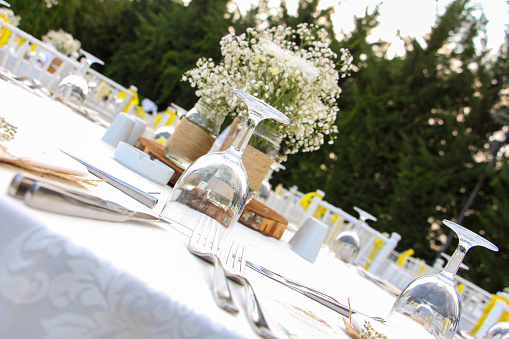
[0, 21, 75, 90]
[264, 185, 306, 225]
[82, 68, 135, 121]
[262, 184, 496, 335]
[0, 21, 133, 122]
[376, 250, 435, 291]
[455, 275, 493, 333]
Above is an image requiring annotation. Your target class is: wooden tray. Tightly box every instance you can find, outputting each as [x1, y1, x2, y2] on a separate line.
[239, 198, 288, 240]
[134, 137, 288, 239]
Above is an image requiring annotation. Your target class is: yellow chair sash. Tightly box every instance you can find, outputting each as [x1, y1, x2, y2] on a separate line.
[469, 294, 509, 335]
[313, 205, 327, 218]
[364, 238, 383, 269]
[120, 87, 139, 113]
[300, 191, 324, 207]
[396, 248, 414, 266]
[299, 191, 325, 219]
[0, 14, 11, 46]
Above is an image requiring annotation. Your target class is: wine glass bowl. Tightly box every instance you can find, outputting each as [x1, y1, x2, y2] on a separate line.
[54, 74, 89, 103]
[160, 89, 289, 245]
[331, 230, 361, 263]
[169, 150, 248, 230]
[390, 272, 461, 337]
[482, 321, 509, 339]
[54, 49, 104, 105]
[330, 206, 376, 264]
[388, 219, 498, 338]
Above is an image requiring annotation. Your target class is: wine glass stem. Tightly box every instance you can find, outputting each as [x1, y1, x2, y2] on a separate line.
[232, 116, 259, 154]
[443, 243, 468, 276]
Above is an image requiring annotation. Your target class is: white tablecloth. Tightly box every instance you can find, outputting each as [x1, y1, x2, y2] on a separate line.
[0, 78, 434, 339]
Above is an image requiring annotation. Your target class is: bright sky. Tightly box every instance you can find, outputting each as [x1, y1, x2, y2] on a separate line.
[234, 0, 509, 58]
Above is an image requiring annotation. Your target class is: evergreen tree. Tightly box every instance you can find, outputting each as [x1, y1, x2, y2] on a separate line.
[477, 155, 509, 290]
[105, 0, 232, 110]
[273, 0, 508, 292]
[11, 0, 126, 74]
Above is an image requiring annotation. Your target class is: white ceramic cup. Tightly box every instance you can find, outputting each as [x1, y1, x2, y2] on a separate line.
[289, 216, 328, 263]
[102, 113, 135, 147]
[127, 116, 147, 145]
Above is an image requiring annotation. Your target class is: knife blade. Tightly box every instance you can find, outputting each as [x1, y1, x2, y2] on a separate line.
[60, 150, 158, 208]
[246, 261, 386, 322]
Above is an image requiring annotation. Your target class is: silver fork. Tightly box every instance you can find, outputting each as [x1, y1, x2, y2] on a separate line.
[222, 241, 278, 339]
[188, 215, 239, 314]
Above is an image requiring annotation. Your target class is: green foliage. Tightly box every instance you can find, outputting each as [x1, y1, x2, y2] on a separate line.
[272, 0, 508, 292]
[12, 0, 124, 72]
[476, 157, 509, 290]
[162, 0, 506, 293]
[104, 0, 233, 110]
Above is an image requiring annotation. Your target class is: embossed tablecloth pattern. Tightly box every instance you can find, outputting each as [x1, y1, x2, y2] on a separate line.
[0, 198, 242, 339]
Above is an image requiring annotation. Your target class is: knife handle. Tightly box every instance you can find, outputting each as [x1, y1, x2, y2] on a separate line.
[8, 173, 126, 211]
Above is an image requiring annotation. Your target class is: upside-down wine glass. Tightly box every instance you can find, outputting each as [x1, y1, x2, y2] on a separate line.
[54, 49, 104, 105]
[387, 219, 498, 338]
[159, 89, 290, 246]
[330, 206, 377, 263]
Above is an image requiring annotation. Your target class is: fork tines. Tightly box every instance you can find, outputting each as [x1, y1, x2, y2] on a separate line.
[189, 216, 219, 256]
[187, 215, 239, 314]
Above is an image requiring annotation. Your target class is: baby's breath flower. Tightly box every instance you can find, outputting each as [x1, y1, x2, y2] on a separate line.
[360, 321, 387, 339]
[41, 29, 81, 56]
[0, 116, 17, 142]
[0, 8, 21, 26]
[182, 23, 353, 157]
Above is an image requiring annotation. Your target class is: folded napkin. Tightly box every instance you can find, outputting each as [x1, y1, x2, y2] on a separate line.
[0, 142, 97, 186]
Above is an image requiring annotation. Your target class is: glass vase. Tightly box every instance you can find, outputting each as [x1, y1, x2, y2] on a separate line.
[164, 99, 224, 170]
[219, 116, 283, 192]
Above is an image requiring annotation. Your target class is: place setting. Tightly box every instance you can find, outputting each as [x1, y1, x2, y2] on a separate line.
[2, 3, 507, 338]
[1, 77, 503, 338]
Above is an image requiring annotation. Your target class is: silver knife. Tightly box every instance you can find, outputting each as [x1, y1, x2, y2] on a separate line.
[246, 261, 386, 322]
[8, 173, 162, 223]
[60, 150, 158, 208]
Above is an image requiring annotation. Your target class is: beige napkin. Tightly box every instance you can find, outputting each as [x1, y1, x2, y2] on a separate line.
[0, 143, 97, 186]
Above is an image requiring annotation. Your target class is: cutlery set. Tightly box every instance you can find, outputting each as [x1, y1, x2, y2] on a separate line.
[221, 241, 277, 339]
[187, 216, 277, 338]
[187, 216, 239, 314]
[247, 261, 386, 323]
[0, 70, 51, 98]
[7, 170, 384, 338]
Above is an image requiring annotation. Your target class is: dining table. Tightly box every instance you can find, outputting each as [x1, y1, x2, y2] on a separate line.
[0, 76, 449, 339]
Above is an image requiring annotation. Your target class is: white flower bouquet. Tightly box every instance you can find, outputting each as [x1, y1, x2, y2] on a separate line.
[42, 29, 81, 56]
[0, 8, 21, 27]
[183, 23, 353, 159]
